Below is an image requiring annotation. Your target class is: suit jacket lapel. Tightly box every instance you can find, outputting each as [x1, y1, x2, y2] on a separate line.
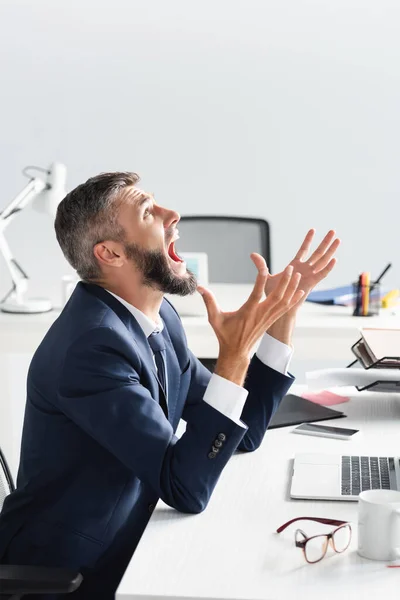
[82, 283, 168, 418]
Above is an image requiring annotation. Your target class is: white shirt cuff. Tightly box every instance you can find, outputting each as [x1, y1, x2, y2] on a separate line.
[203, 374, 248, 428]
[256, 332, 293, 375]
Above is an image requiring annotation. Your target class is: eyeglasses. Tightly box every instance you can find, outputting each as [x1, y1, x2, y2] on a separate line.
[276, 517, 352, 564]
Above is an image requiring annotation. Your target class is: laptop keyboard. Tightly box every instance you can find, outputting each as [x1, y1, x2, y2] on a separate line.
[341, 456, 394, 496]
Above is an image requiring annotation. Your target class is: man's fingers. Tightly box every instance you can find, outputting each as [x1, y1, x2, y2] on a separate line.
[284, 272, 302, 305]
[197, 286, 220, 324]
[276, 287, 305, 315]
[269, 271, 302, 317]
[250, 252, 267, 271]
[313, 257, 337, 282]
[308, 230, 336, 266]
[272, 264, 294, 297]
[247, 253, 269, 304]
[294, 229, 315, 261]
[260, 267, 301, 326]
[266, 288, 305, 326]
[262, 265, 294, 309]
[312, 238, 341, 272]
[292, 289, 306, 306]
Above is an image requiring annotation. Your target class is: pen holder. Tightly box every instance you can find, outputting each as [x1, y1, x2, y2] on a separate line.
[352, 282, 381, 317]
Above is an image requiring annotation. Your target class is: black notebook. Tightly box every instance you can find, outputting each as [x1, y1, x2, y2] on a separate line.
[268, 393, 346, 429]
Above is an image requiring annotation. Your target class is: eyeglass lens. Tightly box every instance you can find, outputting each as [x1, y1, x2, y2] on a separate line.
[332, 524, 352, 553]
[304, 535, 329, 563]
[303, 525, 351, 563]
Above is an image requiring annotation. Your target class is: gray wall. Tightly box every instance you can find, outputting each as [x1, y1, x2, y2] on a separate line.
[1, 0, 399, 307]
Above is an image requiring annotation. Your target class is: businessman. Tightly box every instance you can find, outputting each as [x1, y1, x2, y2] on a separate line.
[0, 171, 340, 598]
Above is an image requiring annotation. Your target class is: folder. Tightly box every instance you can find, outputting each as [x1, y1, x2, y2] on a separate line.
[268, 394, 345, 429]
[307, 284, 385, 307]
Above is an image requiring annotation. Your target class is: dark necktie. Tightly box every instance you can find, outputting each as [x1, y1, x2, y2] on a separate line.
[148, 331, 168, 415]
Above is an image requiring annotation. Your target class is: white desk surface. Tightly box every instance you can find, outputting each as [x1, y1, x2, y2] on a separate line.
[118, 387, 400, 600]
[1, 285, 399, 360]
[2, 287, 400, 598]
[176, 286, 400, 361]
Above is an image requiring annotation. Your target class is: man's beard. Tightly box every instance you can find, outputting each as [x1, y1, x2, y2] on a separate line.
[124, 242, 197, 296]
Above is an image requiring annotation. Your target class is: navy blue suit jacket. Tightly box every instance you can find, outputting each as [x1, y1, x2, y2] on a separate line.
[0, 282, 293, 592]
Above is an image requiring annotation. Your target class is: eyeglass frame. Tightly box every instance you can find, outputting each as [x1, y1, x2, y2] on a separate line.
[276, 517, 352, 564]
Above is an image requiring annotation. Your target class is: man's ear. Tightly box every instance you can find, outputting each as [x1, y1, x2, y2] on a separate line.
[93, 241, 125, 269]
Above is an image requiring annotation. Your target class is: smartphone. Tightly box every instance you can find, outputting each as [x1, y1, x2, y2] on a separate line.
[292, 422, 360, 440]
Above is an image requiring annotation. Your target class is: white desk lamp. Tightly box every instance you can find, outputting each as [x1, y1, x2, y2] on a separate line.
[0, 163, 67, 314]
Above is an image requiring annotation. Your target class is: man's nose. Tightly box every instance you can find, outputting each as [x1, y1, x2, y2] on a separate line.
[163, 207, 180, 229]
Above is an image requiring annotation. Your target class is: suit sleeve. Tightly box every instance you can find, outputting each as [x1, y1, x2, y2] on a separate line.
[164, 298, 294, 454]
[57, 327, 247, 514]
[238, 355, 294, 452]
[181, 351, 294, 453]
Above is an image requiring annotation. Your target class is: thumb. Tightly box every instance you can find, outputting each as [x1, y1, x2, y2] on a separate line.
[197, 286, 220, 323]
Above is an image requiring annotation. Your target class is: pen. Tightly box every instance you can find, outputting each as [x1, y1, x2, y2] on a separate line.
[374, 263, 392, 284]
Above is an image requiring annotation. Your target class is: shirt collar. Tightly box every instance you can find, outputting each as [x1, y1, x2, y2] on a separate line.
[105, 290, 163, 338]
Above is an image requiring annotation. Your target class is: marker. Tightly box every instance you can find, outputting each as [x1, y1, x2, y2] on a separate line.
[382, 289, 400, 309]
[362, 272, 370, 316]
[360, 272, 367, 316]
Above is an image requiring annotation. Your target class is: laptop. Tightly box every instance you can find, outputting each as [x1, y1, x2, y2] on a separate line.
[291, 453, 400, 501]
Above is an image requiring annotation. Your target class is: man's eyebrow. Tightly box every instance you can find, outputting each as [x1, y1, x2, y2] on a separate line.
[131, 191, 154, 209]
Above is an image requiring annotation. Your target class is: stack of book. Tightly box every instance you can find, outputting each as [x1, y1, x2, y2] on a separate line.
[351, 328, 400, 392]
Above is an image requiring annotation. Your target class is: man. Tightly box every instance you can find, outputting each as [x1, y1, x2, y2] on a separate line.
[0, 172, 340, 598]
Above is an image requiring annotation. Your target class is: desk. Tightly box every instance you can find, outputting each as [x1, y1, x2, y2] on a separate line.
[1, 287, 398, 476]
[1, 285, 398, 362]
[117, 388, 400, 600]
[178, 286, 399, 367]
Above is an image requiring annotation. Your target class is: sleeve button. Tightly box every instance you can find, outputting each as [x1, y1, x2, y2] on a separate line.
[214, 439, 223, 448]
[217, 433, 226, 442]
[208, 452, 217, 459]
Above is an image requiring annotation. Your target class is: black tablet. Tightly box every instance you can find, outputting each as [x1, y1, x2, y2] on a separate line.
[268, 393, 346, 429]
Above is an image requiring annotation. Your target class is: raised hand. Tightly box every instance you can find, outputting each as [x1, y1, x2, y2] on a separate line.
[265, 229, 340, 301]
[197, 254, 304, 385]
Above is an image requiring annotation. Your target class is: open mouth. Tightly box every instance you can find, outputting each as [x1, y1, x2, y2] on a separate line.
[167, 239, 184, 263]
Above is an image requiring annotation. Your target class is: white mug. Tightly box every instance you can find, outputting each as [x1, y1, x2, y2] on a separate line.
[358, 489, 400, 561]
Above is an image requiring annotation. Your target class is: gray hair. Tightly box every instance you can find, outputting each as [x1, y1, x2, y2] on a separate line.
[55, 171, 140, 281]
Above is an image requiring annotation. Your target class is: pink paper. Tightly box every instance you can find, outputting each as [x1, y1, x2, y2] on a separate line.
[301, 390, 350, 406]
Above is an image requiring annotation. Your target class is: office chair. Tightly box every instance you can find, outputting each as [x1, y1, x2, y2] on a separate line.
[177, 216, 271, 371]
[177, 216, 272, 283]
[0, 447, 82, 599]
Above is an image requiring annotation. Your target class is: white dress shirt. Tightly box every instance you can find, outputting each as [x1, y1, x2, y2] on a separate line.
[106, 291, 293, 427]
